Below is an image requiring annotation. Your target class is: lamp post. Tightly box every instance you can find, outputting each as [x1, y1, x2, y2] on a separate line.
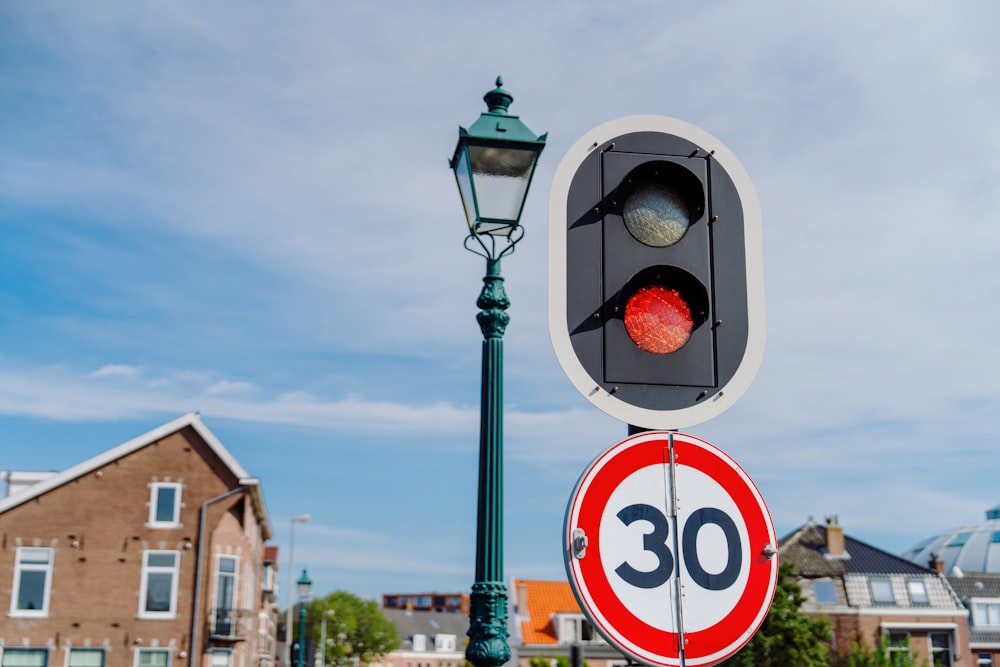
[285, 514, 311, 666]
[296, 569, 313, 667]
[449, 77, 546, 667]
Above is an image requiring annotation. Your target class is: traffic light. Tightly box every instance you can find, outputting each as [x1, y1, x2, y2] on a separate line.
[548, 116, 765, 430]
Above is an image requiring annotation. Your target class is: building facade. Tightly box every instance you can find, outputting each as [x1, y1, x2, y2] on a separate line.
[508, 579, 624, 667]
[781, 518, 972, 666]
[0, 414, 276, 667]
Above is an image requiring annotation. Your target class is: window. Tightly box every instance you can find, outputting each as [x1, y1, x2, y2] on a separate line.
[886, 632, 911, 658]
[978, 653, 995, 666]
[68, 650, 105, 667]
[973, 601, 1000, 625]
[813, 579, 837, 604]
[209, 651, 231, 667]
[139, 550, 180, 617]
[412, 635, 426, 652]
[930, 631, 953, 667]
[947, 532, 971, 547]
[1, 649, 48, 667]
[907, 579, 929, 605]
[558, 614, 602, 643]
[435, 635, 457, 652]
[10, 547, 54, 616]
[136, 650, 170, 667]
[149, 483, 182, 528]
[213, 556, 238, 635]
[870, 577, 895, 605]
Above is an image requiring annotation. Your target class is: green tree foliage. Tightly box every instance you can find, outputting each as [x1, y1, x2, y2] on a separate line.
[300, 591, 400, 667]
[718, 562, 832, 667]
[834, 634, 926, 667]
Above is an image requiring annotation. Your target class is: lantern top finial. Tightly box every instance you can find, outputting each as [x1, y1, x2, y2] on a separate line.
[483, 76, 513, 115]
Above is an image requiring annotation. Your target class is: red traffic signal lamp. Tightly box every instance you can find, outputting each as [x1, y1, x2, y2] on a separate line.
[548, 116, 765, 430]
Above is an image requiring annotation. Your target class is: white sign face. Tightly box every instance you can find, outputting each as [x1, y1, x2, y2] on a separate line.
[564, 432, 778, 667]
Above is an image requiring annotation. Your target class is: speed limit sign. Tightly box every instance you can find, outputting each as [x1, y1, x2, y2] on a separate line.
[564, 431, 777, 667]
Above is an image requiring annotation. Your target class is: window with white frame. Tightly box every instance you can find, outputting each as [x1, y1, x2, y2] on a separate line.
[208, 650, 231, 667]
[149, 483, 182, 528]
[930, 631, 953, 667]
[10, 547, 54, 616]
[0, 648, 48, 667]
[135, 650, 170, 667]
[213, 555, 238, 635]
[139, 550, 180, 617]
[412, 635, 426, 651]
[557, 614, 602, 643]
[973, 600, 1000, 626]
[977, 652, 994, 666]
[886, 632, 911, 658]
[434, 635, 457, 652]
[907, 579, 929, 605]
[870, 577, 895, 605]
[68, 649, 105, 667]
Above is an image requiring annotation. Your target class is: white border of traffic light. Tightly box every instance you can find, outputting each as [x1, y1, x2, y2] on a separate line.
[548, 115, 766, 430]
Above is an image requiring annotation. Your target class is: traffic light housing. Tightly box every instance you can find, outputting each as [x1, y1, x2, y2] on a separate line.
[548, 116, 765, 430]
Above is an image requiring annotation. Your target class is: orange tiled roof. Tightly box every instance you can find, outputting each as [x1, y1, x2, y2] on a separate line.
[514, 579, 582, 645]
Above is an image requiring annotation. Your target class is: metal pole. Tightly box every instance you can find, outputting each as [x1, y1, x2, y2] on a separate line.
[466, 256, 511, 667]
[285, 516, 309, 666]
[298, 599, 308, 667]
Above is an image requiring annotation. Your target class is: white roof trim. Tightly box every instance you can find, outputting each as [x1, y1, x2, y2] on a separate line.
[0, 413, 253, 515]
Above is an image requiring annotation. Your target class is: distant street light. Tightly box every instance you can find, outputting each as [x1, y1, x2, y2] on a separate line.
[296, 569, 313, 667]
[449, 76, 546, 667]
[285, 514, 311, 666]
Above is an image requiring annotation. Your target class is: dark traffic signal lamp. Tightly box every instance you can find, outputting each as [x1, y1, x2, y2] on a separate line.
[548, 116, 765, 430]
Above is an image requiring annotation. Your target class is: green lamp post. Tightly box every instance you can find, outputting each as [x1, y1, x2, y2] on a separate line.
[450, 77, 546, 667]
[296, 569, 312, 667]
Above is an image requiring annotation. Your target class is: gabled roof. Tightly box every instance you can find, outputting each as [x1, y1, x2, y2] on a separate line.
[513, 579, 581, 645]
[0, 412, 271, 539]
[381, 608, 468, 649]
[780, 522, 934, 577]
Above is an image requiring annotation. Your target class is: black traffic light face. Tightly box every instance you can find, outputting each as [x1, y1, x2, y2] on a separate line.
[551, 119, 763, 428]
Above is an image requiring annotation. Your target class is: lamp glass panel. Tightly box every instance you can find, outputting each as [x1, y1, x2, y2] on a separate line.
[453, 149, 477, 228]
[468, 146, 536, 222]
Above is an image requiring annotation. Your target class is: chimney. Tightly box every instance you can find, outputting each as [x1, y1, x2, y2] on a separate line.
[929, 553, 946, 574]
[825, 516, 845, 557]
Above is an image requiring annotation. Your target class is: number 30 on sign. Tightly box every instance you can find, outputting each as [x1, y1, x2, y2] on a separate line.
[564, 432, 778, 667]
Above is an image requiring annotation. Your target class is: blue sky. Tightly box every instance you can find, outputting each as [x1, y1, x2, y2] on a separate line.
[2, 1, 999, 603]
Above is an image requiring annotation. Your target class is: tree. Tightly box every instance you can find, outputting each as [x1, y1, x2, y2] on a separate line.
[300, 591, 400, 667]
[718, 562, 832, 666]
[834, 633, 926, 667]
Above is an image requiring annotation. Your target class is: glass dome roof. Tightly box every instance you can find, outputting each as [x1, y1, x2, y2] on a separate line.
[902, 504, 1000, 575]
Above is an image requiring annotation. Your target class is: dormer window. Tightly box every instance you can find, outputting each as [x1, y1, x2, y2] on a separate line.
[972, 599, 1000, 626]
[149, 482, 182, 528]
[556, 613, 602, 644]
[870, 577, 895, 605]
[412, 635, 426, 652]
[434, 635, 457, 652]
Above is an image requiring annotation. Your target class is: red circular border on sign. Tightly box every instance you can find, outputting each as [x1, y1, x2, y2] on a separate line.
[567, 433, 776, 666]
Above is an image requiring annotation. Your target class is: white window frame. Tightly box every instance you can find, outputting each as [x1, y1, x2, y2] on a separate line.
[148, 483, 182, 528]
[134, 649, 171, 667]
[138, 550, 180, 618]
[907, 578, 930, 606]
[412, 635, 426, 652]
[10, 547, 54, 617]
[434, 635, 457, 652]
[972, 598, 1000, 626]
[929, 630, 953, 667]
[871, 577, 896, 605]
[212, 555, 239, 635]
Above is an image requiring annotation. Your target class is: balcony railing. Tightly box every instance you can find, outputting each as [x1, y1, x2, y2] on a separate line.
[210, 608, 250, 641]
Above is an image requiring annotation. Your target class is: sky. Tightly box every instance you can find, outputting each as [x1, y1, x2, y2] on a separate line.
[2, 1, 999, 604]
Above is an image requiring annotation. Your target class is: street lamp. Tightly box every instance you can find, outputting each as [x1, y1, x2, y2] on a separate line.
[296, 569, 313, 667]
[285, 514, 311, 666]
[449, 77, 546, 667]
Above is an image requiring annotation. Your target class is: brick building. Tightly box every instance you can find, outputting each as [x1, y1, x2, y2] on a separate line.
[781, 517, 971, 666]
[0, 413, 276, 667]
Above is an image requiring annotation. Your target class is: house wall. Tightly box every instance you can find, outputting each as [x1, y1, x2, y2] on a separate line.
[0, 427, 271, 667]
